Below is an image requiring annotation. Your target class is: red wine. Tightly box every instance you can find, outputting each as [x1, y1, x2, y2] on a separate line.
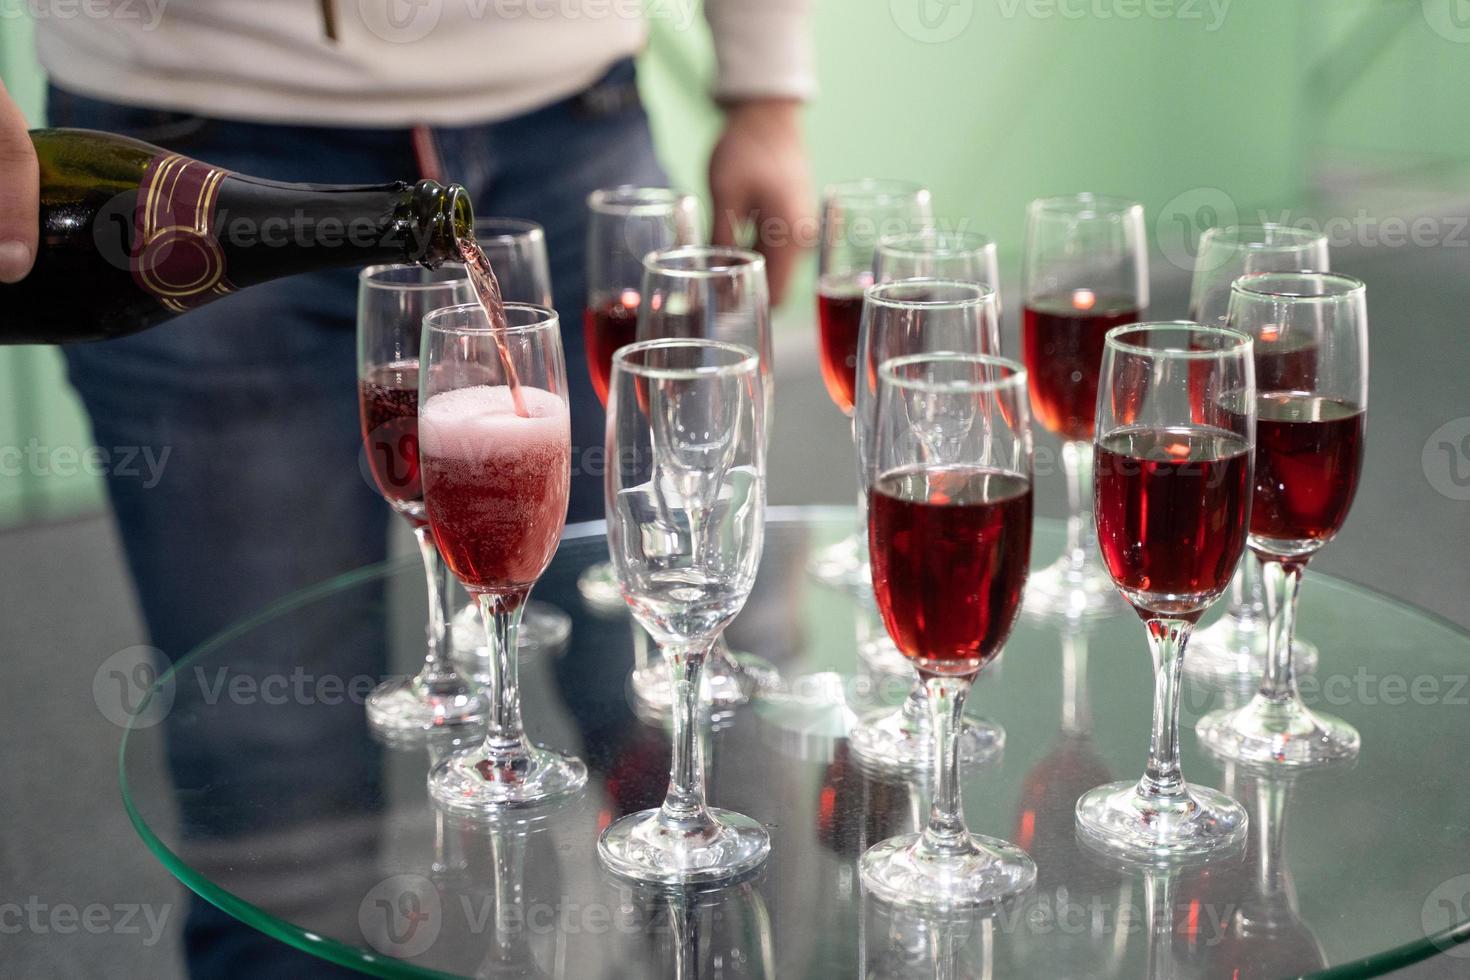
[1251, 393, 1364, 546]
[359, 361, 423, 520]
[3, 129, 471, 343]
[817, 277, 867, 414]
[420, 385, 570, 594]
[584, 292, 640, 407]
[457, 238, 529, 418]
[1094, 426, 1252, 617]
[869, 466, 1032, 675]
[1022, 291, 1142, 440]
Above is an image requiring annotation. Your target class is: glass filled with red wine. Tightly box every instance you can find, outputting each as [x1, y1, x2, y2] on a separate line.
[446, 218, 573, 661]
[860, 352, 1036, 909]
[599, 339, 769, 883]
[1076, 322, 1254, 859]
[1184, 225, 1331, 686]
[809, 179, 932, 590]
[1196, 273, 1367, 767]
[357, 265, 486, 737]
[848, 281, 1005, 774]
[578, 188, 702, 611]
[628, 246, 780, 710]
[420, 302, 587, 811]
[1021, 193, 1148, 619]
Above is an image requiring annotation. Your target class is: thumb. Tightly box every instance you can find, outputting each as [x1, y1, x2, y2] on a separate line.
[0, 79, 39, 284]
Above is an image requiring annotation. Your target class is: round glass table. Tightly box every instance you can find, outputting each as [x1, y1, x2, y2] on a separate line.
[121, 509, 1470, 978]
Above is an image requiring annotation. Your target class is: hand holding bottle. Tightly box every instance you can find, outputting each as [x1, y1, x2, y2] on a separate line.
[0, 78, 38, 283]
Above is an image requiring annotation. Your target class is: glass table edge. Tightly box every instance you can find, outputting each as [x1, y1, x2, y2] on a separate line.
[114, 510, 1470, 979]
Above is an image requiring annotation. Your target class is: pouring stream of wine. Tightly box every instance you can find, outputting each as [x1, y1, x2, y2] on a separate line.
[457, 238, 531, 418]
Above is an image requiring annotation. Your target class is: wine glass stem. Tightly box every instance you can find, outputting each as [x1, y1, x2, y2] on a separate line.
[661, 638, 715, 827]
[411, 523, 456, 687]
[921, 674, 976, 855]
[1258, 557, 1306, 704]
[1061, 440, 1097, 572]
[1140, 618, 1191, 802]
[477, 591, 529, 754]
[1227, 554, 1266, 626]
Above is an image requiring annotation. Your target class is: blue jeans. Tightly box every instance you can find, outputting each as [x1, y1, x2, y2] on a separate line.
[49, 60, 665, 977]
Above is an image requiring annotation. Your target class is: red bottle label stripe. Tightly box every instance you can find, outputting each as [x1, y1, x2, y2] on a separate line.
[131, 154, 236, 313]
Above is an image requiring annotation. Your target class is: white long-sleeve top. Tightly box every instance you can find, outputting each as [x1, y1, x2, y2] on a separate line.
[35, 0, 813, 126]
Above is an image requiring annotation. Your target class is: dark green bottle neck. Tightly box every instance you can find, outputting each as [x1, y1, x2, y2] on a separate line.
[212, 177, 473, 287]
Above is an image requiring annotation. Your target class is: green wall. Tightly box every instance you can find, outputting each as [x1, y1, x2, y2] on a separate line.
[3, 1, 1467, 524]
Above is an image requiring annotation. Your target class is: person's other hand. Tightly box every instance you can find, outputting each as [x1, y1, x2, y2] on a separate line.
[708, 99, 812, 306]
[0, 77, 39, 284]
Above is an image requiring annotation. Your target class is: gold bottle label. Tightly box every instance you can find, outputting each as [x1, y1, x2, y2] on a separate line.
[131, 154, 236, 312]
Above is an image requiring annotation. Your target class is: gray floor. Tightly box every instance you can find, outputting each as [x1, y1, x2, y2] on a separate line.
[1, 228, 1467, 978]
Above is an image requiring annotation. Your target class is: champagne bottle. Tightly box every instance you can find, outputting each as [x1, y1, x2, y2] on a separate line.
[1, 128, 474, 344]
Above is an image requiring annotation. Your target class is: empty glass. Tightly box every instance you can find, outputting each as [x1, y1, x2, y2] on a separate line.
[598, 339, 770, 883]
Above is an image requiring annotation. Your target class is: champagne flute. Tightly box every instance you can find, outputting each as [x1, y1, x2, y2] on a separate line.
[859, 352, 1036, 909]
[357, 264, 486, 737]
[1076, 322, 1253, 858]
[578, 187, 703, 611]
[863, 229, 1002, 673]
[1021, 193, 1147, 619]
[630, 245, 779, 709]
[809, 179, 932, 591]
[599, 338, 770, 882]
[848, 281, 1005, 773]
[421, 302, 587, 810]
[1196, 273, 1367, 767]
[449, 217, 573, 659]
[1185, 225, 1330, 684]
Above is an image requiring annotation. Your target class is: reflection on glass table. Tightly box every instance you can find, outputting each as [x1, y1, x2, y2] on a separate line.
[121, 511, 1470, 978]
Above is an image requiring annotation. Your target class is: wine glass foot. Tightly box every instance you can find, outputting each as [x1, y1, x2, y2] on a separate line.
[1022, 558, 1122, 620]
[598, 807, 770, 884]
[806, 533, 871, 593]
[629, 651, 780, 710]
[849, 707, 1005, 773]
[858, 629, 911, 676]
[1186, 617, 1320, 686]
[860, 832, 1036, 910]
[428, 740, 587, 813]
[1074, 780, 1247, 861]
[366, 676, 486, 738]
[1196, 696, 1360, 768]
[450, 601, 572, 679]
[577, 561, 625, 614]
